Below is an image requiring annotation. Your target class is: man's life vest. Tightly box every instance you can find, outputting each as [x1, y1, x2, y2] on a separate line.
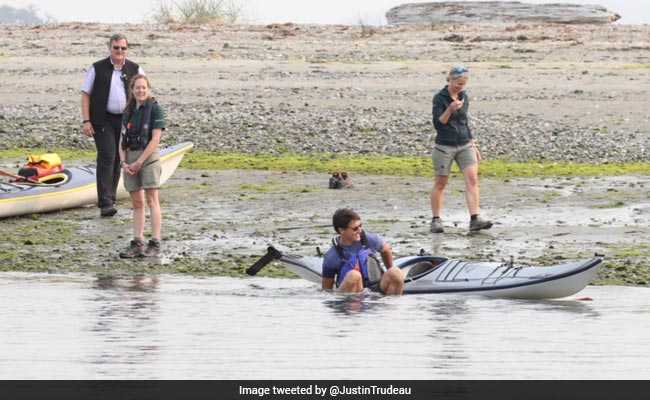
[18, 153, 64, 180]
[332, 231, 383, 287]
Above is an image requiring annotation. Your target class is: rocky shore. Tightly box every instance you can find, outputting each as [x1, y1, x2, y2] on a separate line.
[1, 22, 649, 162]
[386, 2, 621, 25]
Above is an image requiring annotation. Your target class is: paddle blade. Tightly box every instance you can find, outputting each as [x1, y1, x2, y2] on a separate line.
[246, 246, 283, 276]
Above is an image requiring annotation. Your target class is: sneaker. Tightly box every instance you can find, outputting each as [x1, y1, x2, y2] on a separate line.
[469, 216, 493, 232]
[100, 206, 117, 217]
[430, 218, 444, 233]
[144, 239, 161, 257]
[119, 239, 145, 258]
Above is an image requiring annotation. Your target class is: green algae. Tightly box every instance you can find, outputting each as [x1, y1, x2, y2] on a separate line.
[0, 218, 76, 246]
[180, 152, 650, 179]
[608, 244, 650, 258]
[3, 148, 650, 179]
[591, 201, 626, 209]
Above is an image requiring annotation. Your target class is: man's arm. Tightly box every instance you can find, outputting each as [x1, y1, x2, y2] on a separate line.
[80, 66, 95, 137]
[322, 277, 335, 290]
[80, 92, 94, 137]
[380, 242, 394, 270]
[322, 255, 336, 290]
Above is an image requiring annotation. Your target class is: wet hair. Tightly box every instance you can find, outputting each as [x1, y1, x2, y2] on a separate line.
[447, 65, 469, 81]
[108, 33, 128, 48]
[332, 208, 361, 234]
[125, 74, 153, 113]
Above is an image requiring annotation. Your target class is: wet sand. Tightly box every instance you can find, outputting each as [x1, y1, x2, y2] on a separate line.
[1, 167, 648, 285]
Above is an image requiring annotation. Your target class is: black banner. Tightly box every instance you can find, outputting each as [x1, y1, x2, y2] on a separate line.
[1, 381, 647, 400]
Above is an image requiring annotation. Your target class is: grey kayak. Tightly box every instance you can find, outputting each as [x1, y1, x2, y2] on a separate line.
[0, 142, 193, 218]
[248, 246, 603, 299]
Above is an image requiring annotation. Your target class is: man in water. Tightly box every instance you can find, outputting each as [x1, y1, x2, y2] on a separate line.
[322, 208, 404, 295]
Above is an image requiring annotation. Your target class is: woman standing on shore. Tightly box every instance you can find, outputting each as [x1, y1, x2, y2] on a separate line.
[118, 75, 166, 258]
[429, 65, 492, 233]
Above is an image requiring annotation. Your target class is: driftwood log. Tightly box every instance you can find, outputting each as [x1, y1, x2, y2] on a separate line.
[386, 1, 621, 25]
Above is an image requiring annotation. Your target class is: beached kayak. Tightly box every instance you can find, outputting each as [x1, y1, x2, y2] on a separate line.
[248, 246, 603, 299]
[0, 142, 193, 218]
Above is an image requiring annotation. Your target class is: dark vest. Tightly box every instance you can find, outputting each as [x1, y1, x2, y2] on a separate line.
[89, 57, 139, 125]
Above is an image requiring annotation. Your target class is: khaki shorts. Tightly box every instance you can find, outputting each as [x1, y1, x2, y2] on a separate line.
[432, 142, 477, 176]
[123, 150, 161, 192]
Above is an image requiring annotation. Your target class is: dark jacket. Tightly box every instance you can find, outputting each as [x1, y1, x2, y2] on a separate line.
[90, 57, 140, 125]
[432, 86, 473, 146]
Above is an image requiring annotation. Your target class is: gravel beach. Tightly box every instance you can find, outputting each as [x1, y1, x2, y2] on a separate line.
[0, 22, 649, 162]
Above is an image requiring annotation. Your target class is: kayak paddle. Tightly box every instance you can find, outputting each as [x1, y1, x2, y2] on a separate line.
[0, 168, 35, 182]
[246, 246, 283, 276]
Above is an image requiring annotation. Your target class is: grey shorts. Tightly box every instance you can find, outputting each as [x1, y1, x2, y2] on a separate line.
[432, 142, 478, 176]
[123, 150, 161, 192]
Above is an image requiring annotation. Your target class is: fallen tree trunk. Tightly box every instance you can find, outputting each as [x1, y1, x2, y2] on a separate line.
[386, 1, 621, 25]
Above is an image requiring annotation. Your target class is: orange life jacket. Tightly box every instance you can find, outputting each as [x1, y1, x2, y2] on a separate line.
[18, 153, 64, 180]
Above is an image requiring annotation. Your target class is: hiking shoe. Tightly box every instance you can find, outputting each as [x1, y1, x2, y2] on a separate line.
[144, 239, 161, 257]
[430, 218, 444, 233]
[469, 216, 493, 232]
[100, 206, 117, 217]
[119, 239, 145, 258]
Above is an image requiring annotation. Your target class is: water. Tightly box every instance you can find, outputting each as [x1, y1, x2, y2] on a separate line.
[1, 272, 648, 379]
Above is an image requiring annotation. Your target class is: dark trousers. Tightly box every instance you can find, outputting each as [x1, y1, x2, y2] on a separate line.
[92, 113, 122, 209]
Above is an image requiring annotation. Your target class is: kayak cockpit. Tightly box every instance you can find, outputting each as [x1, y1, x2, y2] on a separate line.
[400, 256, 448, 281]
[0, 170, 70, 192]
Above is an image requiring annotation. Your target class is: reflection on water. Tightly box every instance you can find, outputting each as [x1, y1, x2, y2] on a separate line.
[0, 272, 648, 379]
[89, 275, 161, 377]
[323, 291, 386, 316]
[510, 298, 601, 318]
[94, 274, 160, 292]
[425, 299, 471, 376]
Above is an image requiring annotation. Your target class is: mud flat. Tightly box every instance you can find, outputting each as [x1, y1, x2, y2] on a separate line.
[0, 168, 648, 286]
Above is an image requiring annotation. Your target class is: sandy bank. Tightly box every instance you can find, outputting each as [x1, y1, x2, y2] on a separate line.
[0, 22, 649, 162]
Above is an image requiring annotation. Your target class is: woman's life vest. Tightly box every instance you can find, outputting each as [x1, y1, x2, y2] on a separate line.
[122, 100, 154, 151]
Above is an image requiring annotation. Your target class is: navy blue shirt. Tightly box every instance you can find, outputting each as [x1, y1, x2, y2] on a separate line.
[432, 86, 473, 146]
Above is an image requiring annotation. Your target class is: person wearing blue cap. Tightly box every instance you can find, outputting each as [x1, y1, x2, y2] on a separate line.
[429, 65, 492, 233]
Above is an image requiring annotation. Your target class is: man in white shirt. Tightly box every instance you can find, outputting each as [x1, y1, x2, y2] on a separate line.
[80, 33, 144, 217]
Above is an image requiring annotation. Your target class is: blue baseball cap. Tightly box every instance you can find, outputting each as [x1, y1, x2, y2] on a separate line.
[449, 65, 469, 79]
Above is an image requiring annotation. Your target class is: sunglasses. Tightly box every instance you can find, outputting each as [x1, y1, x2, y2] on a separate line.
[112, 46, 128, 51]
[348, 223, 363, 232]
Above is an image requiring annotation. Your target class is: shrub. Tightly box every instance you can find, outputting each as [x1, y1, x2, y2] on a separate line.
[152, 0, 243, 24]
[357, 17, 377, 38]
